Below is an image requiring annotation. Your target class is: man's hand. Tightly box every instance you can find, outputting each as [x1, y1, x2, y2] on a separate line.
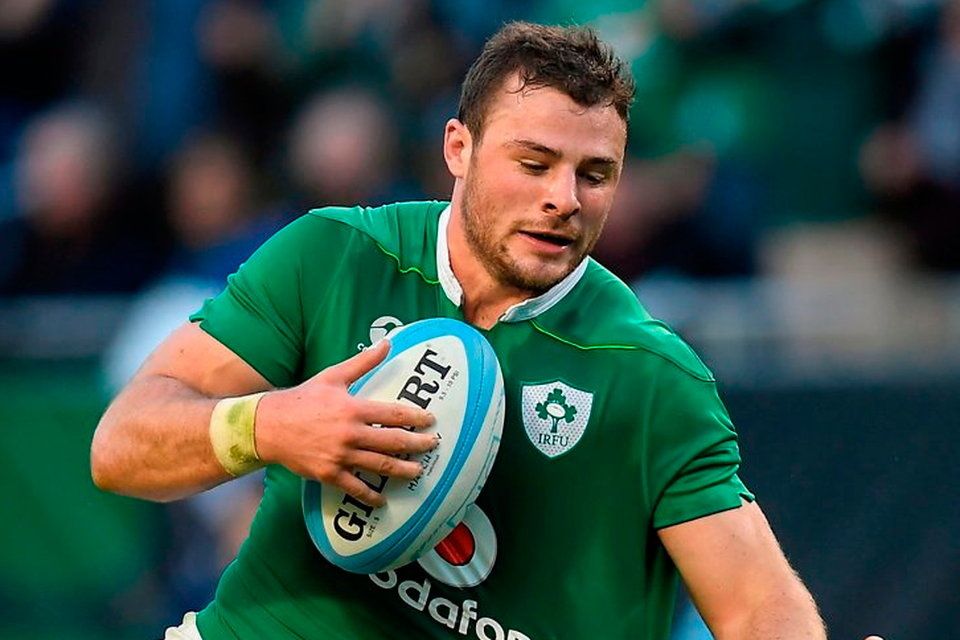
[256, 340, 438, 507]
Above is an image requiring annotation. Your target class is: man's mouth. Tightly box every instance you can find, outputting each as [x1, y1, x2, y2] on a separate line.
[518, 230, 575, 248]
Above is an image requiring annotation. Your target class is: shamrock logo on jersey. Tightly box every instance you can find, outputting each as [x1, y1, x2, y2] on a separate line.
[535, 388, 577, 434]
[522, 381, 593, 458]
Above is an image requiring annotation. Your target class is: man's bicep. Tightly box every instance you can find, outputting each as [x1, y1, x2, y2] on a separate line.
[658, 500, 805, 635]
[135, 321, 273, 396]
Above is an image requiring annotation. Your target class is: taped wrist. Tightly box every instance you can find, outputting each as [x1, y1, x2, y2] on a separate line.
[209, 392, 268, 476]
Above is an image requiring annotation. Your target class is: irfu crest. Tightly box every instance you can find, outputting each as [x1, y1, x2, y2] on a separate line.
[535, 388, 578, 433]
[522, 381, 593, 458]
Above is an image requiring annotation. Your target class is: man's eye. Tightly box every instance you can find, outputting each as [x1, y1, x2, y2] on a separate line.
[581, 172, 607, 185]
[520, 161, 547, 174]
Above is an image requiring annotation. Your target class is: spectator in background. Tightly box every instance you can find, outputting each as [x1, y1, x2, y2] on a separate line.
[195, 0, 289, 163]
[106, 132, 271, 390]
[861, 0, 960, 271]
[272, 0, 452, 97]
[592, 150, 725, 282]
[165, 132, 286, 282]
[104, 130, 285, 615]
[286, 87, 409, 207]
[0, 0, 85, 159]
[0, 102, 162, 295]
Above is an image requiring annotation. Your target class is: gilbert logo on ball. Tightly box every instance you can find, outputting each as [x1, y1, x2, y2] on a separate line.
[303, 318, 505, 574]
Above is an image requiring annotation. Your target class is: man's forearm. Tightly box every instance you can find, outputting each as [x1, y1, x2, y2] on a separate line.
[91, 323, 437, 508]
[713, 581, 826, 640]
[662, 502, 829, 640]
[91, 374, 234, 502]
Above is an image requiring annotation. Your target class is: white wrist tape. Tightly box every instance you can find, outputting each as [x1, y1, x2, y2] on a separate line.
[209, 392, 267, 476]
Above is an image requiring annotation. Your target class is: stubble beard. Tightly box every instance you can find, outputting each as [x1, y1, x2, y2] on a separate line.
[460, 170, 573, 295]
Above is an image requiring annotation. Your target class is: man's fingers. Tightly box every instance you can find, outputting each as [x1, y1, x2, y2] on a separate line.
[326, 339, 390, 384]
[336, 470, 386, 508]
[353, 424, 439, 455]
[357, 399, 435, 430]
[349, 450, 422, 481]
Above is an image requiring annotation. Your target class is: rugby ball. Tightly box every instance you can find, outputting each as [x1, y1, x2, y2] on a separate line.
[302, 318, 505, 574]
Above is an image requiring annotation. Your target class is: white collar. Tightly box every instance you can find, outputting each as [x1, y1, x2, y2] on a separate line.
[436, 205, 588, 323]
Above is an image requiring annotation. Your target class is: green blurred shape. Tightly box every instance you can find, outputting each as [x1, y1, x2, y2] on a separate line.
[675, 61, 777, 159]
[0, 359, 164, 637]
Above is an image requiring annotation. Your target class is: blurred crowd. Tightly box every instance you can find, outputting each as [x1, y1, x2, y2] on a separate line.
[2, 0, 959, 300]
[2, 0, 959, 626]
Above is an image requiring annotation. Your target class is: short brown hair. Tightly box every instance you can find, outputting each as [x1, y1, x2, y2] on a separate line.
[457, 22, 635, 139]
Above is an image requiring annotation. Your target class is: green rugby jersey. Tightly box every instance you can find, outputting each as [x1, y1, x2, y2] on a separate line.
[190, 201, 753, 640]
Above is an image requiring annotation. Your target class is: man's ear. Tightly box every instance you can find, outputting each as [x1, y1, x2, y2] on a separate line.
[443, 118, 473, 179]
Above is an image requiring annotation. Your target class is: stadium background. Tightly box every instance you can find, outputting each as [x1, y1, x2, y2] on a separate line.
[0, 0, 957, 638]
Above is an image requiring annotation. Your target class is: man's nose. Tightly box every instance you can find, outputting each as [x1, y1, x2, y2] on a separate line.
[542, 169, 581, 219]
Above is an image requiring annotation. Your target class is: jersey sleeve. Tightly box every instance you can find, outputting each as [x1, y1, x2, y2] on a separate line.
[644, 362, 754, 530]
[190, 213, 343, 387]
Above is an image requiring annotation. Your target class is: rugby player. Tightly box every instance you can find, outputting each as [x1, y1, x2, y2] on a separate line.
[92, 21, 881, 640]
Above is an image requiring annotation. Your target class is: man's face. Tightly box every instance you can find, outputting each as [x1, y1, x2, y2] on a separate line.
[458, 76, 627, 293]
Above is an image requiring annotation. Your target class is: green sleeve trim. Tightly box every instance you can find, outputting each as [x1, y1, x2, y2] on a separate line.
[373, 241, 440, 285]
[654, 490, 755, 530]
[529, 319, 640, 351]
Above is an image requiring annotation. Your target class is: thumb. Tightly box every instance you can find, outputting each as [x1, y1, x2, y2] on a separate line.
[325, 339, 391, 385]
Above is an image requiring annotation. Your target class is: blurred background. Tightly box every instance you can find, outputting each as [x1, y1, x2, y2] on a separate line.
[0, 0, 957, 638]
